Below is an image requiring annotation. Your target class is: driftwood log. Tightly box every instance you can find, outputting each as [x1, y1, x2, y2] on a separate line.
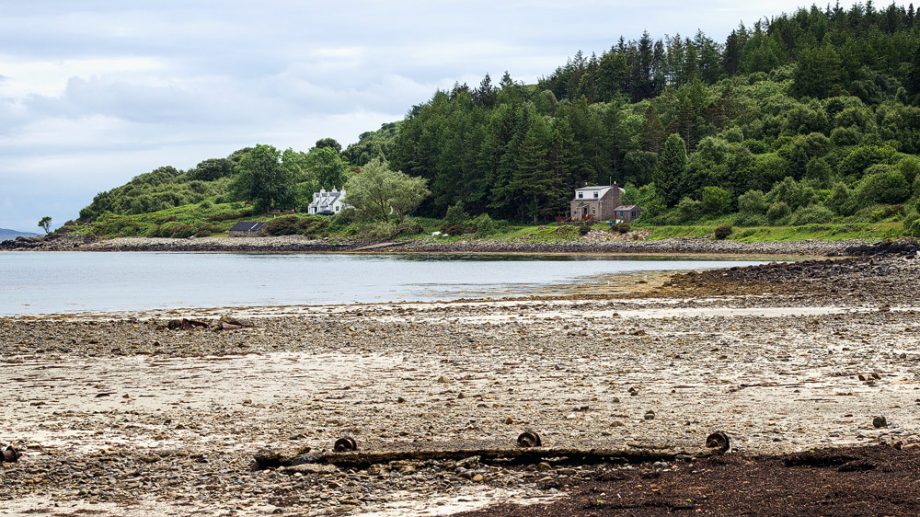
[253, 446, 715, 471]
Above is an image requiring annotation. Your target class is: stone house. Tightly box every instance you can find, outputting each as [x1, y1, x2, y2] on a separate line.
[308, 187, 350, 215]
[228, 221, 265, 237]
[570, 184, 625, 221]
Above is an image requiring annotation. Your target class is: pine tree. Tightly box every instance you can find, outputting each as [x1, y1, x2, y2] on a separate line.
[654, 134, 689, 207]
[641, 105, 665, 153]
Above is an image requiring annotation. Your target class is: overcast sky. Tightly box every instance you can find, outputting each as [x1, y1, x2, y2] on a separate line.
[0, 1, 892, 230]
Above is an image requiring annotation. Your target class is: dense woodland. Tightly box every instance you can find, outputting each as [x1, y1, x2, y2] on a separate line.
[77, 2, 920, 237]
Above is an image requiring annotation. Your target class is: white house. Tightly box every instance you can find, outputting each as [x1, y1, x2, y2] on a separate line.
[308, 187, 351, 215]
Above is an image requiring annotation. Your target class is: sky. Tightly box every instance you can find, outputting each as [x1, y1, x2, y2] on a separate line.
[0, 0, 890, 230]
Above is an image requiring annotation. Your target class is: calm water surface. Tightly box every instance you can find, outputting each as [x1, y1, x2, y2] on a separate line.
[0, 252, 769, 315]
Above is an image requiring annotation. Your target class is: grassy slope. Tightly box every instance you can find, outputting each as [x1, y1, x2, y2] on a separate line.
[67, 197, 906, 243]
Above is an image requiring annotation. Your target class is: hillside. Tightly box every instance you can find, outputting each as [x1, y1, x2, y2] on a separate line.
[65, 2, 920, 241]
[0, 228, 38, 241]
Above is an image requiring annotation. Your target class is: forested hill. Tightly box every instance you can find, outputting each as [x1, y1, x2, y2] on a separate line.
[73, 2, 920, 239]
[390, 2, 920, 231]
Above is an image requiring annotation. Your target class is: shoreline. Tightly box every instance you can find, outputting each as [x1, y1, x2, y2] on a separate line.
[1, 252, 918, 515]
[0, 234, 890, 257]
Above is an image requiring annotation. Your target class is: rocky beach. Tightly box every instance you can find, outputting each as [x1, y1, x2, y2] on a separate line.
[1, 243, 920, 515]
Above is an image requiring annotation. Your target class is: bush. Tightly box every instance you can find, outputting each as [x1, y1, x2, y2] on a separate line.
[157, 222, 196, 238]
[470, 214, 502, 236]
[713, 225, 733, 240]
[827, 183, 857, 216]
[737, 190, 768, 215]
[676, 197, 703, 222]
[856, 169, 910, 207]
[442, 224, 468, 236]
[789, 205, 835, 225]
[263, 216, 301, 236]
[298, 217, 330, 238]
[735, 213, 768, 226]
[610, 222, 631, 234]
[393, 219, 424, 237]
[701, 186, 733, 215]
[766, 201, 791, 223]
[357, 222, 397, 240]
[442, 202, 469, 229]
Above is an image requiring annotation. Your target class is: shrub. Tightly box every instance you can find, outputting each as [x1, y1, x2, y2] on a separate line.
[713, 225, 733, 240]
[332, 207, 357, 225]
[442, 202, 469, 229]
[263, 216, 301, 236]
[766, 201, 791, 223]
[768, 177, 814, 210]
[701, 186, 733, 215]
[358, 222, 397, 240]
[157, 222, 196, 238]
[737, 190, 768, 215]
[735, 213, 768, 226]
[609, 222, 630, 234]
[827, 183, 857, 216]
[676, 197, 703, 222]
[442, 224, 468, 236]
[907, 219, 920, 238]
[298, 217, 330, 238]
[393, 219, 424, 236]
[914, 174, 920, 197]
[789, 205, 835, 225]
[470, 214, 502, 236]
[856, 169, 910, 207]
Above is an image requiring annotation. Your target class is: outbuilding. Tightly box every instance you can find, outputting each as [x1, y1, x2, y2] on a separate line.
[228, 221, 265, 237]
[613, 205, 642, 223]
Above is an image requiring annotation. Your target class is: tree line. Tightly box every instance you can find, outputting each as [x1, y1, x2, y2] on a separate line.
[389, 2, 920, 228]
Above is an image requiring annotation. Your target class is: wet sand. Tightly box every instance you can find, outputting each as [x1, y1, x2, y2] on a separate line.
[1, 252, 919, 515]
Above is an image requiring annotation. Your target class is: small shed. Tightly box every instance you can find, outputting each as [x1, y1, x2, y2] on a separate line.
[613, 205, 642, 223]
[228, 221, 265, 237]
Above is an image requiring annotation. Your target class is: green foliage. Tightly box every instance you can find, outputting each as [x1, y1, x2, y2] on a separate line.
[262, 216, 302, 236]
[766, 201, 791, 223]
[827, 182, 857, 216]
[655, 134, 690, 207]
[231, 145, 294, 213]
[676, 196, 703, 222]
[789, 205, 835, 225]
[737, 190, 768, 216]
[345, 158, 430, 223]
[701, 186, 732, 215]
[37, 216, 52, 234]
[856, 168, 911, 207]
[72, 4, 920, 241]
[442, 202, 470, 229]
[343, 122, 399, 166]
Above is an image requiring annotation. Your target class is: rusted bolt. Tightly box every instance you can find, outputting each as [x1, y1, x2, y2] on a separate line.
[334, 436, 358, 452]
[2, 446, 21, 463]
[705, 431, 730, 453]
[517, 431, 542, 448]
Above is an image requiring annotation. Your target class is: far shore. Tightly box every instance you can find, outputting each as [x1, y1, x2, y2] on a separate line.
[0, 234, 890, 257]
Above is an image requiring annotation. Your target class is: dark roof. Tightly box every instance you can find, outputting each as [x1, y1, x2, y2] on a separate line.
[229, 221, 265, 232]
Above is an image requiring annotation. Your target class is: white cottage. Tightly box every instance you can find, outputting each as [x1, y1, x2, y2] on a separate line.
[308, 187, 351, 215]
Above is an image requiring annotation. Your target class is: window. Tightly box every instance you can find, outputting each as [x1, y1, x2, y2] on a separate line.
[335, 206, 340, 212]
[577, 193, 583, 199]
[593, 192, 598, 198]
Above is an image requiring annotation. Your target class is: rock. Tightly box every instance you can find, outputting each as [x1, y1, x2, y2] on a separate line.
[504, 416, 514, 425]
[873, 416, 888, 428]
[644, 410, 656, 420]
[471, 474, 484, 482]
